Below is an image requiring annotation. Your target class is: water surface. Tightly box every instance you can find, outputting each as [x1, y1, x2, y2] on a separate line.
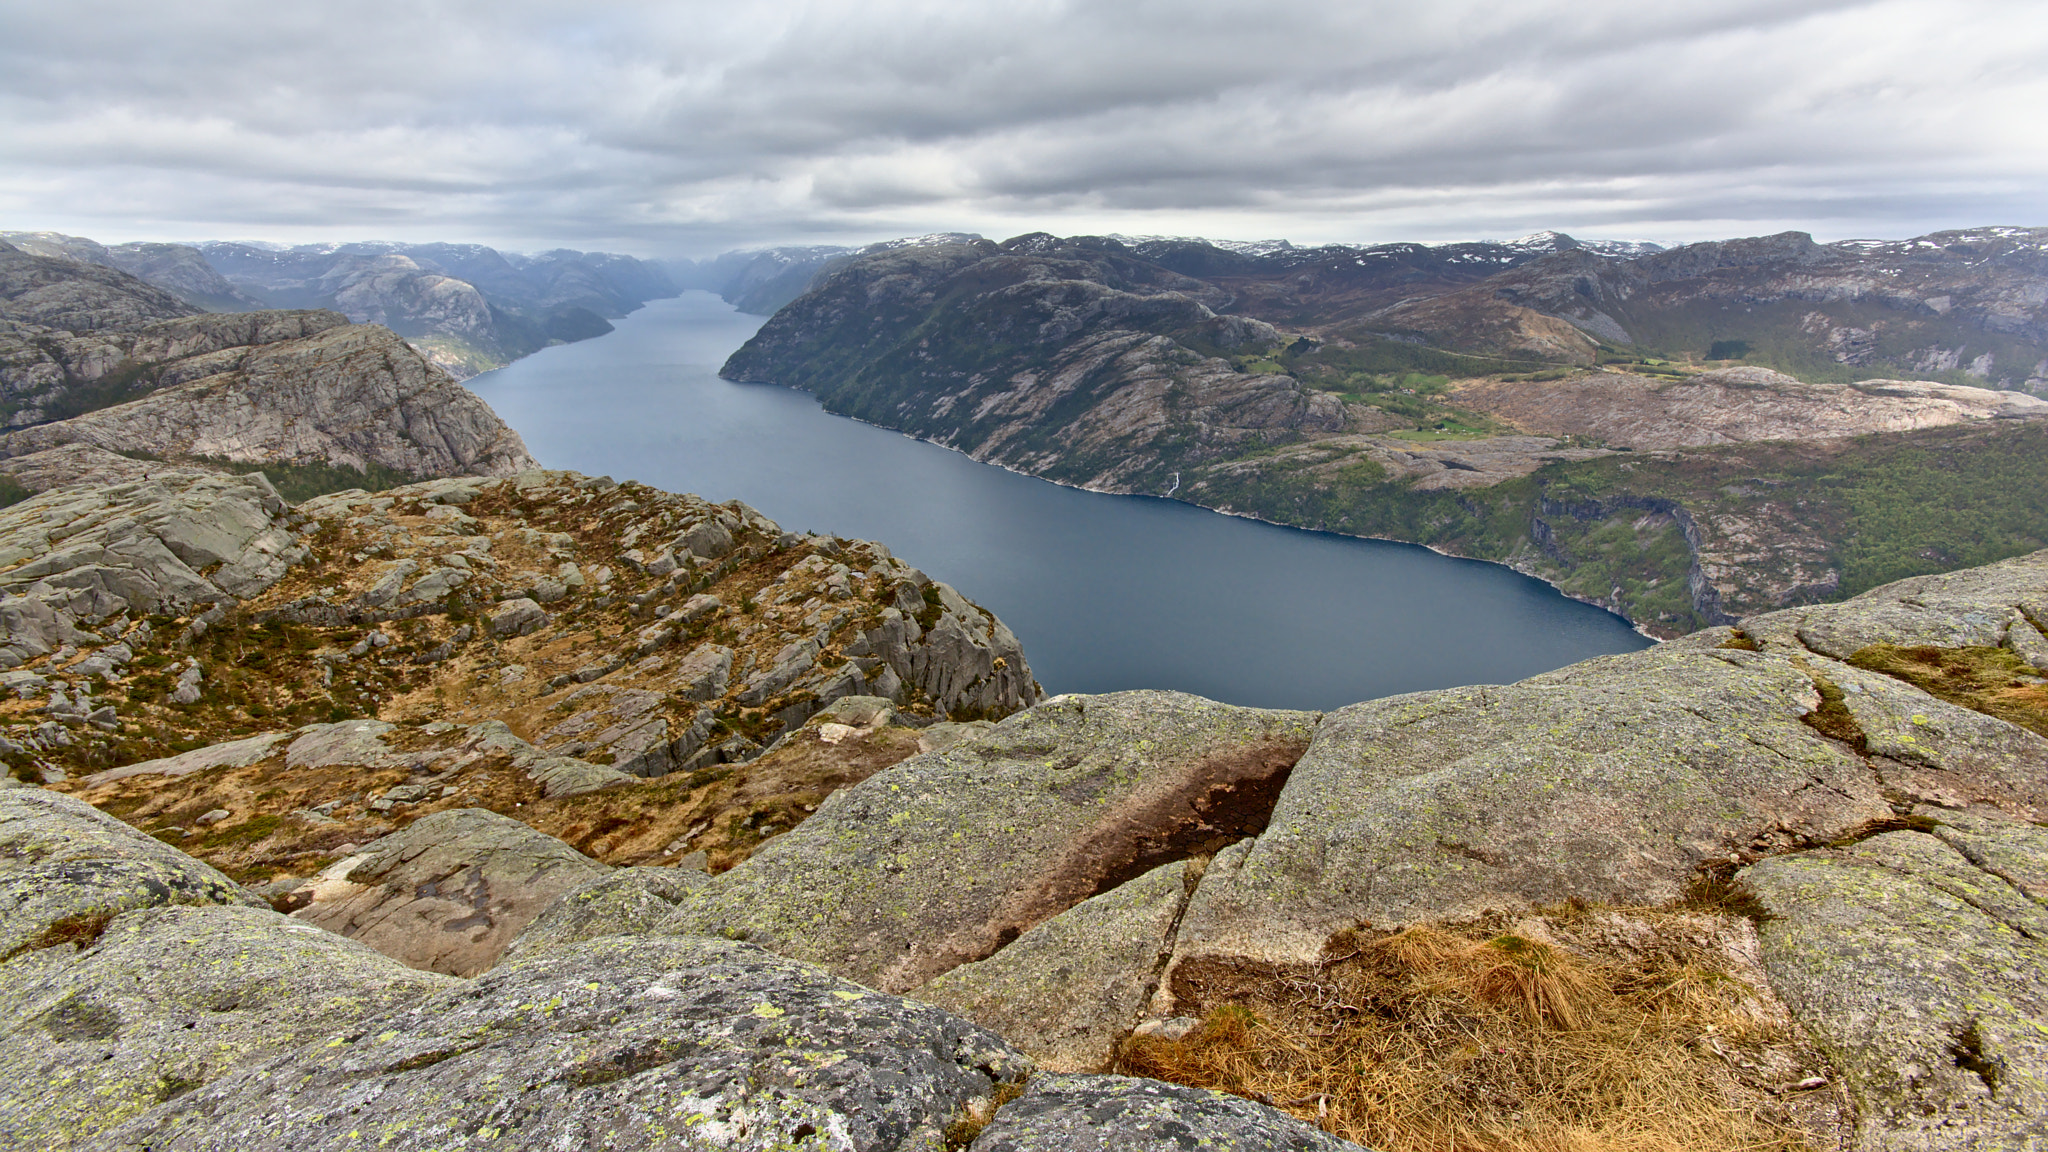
[467, 291, 1651, 709]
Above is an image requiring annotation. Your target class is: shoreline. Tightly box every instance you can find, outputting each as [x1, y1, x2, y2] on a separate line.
[741, 379, 1663, 641]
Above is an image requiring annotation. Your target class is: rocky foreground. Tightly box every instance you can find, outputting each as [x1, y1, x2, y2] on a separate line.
[0, 459, 2043, 1149]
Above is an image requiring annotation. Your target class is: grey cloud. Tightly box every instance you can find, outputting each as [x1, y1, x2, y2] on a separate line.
[0, 0, 2041, 254]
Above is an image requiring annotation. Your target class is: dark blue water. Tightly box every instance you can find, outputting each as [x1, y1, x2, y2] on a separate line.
[466, 291, 1651, 710]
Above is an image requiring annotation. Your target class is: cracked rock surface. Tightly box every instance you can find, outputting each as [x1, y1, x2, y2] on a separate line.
[661, 691, 1316, 992]
[916, 858, 1197, 1072]
[1744, 815, 2048, 1152]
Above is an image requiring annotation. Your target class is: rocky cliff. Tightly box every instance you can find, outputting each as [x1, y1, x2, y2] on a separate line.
[723, 230, 2048, 636]
[2, 463, 2043, 1151]
[0, 242, 535, 491]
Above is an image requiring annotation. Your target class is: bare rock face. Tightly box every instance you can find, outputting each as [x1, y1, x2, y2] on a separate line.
[101, 935, 1034, 1152]
[0, 903, 453, 1149]
[0, 787, 262, 959]
[0, 321, 537, 479]
[0, 471, 303, 637]
[1744, 816, 2048, 1152]
[915, 858, 1196, 1072]
[499, 865, 708, 963]
[293, 807, 611, 976]
[966, 1073, 1366, 1152]
[661, 691, 1316, 992]
[1169, 637, 1897, 967]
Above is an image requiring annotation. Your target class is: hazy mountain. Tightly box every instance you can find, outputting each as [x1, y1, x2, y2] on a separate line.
[198, 240, 678, 378]
[1, 231, 263, 312]
[672, 233, 983, 316]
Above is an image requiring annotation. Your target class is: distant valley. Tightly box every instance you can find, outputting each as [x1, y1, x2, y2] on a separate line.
[718, 227, 2048, 635]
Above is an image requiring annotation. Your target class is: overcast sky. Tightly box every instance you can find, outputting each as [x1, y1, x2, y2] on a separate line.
[2, 0, 2044, 257]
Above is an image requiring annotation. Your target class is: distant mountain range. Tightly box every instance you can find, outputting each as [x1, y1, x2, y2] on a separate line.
[1, 232, 678, 379]
[670, 230, 1671, 318]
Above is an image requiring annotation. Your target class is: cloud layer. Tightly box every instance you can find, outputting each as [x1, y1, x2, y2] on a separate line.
[2, 0, 2043, 253]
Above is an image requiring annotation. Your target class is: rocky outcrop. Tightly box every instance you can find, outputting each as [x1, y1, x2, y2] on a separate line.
[0, 241, 536, 487]
[0, 903, 453, 1149]
[498, 865, 707, 963]
[14, 469, 1039, 890]
[0, 320, 537, 478]
[0, 787, 261, 958]
[916, 859, 1197, 1072]
[292, 807, 612, 976]
[100, 934, 1034, 1152]
[5, 792, 1354, 1151]
[0, 470, 303, 633]
[661, 692, 1314, 992]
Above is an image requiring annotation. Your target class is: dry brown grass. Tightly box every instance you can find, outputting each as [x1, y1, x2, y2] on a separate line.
[1117, 914, 1841, 1152]
[61, 715, 924, 884]
[3, 909, 119, 960]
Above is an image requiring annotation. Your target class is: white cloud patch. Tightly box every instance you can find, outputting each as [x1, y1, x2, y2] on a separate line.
[0, 0, 2042, 253]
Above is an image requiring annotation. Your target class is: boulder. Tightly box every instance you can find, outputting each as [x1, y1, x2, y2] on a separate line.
[916, 859, 1195, 1072]
[1172, 638, 1896, 968]
[965, 1073, 1364, 1152]
[102, 935, 1033, 1152]
[0, 788, 261, 959]
[0, 903, 452, 1149]
[500, 866, 709, 964]
[1743, 814, 2048, 1152]
[671, 641, 735, 700]
[488, 596, 548, 637]
[293, 808, 610, 976]
[662, 691, 1317, 992]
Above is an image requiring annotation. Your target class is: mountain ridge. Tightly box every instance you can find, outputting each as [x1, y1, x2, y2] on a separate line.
[720, 227, 2048, 635]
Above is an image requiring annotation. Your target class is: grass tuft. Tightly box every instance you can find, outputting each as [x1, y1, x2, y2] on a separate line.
[1117, 915, 1826, 1152]
[1847, 643, 2048, 738]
